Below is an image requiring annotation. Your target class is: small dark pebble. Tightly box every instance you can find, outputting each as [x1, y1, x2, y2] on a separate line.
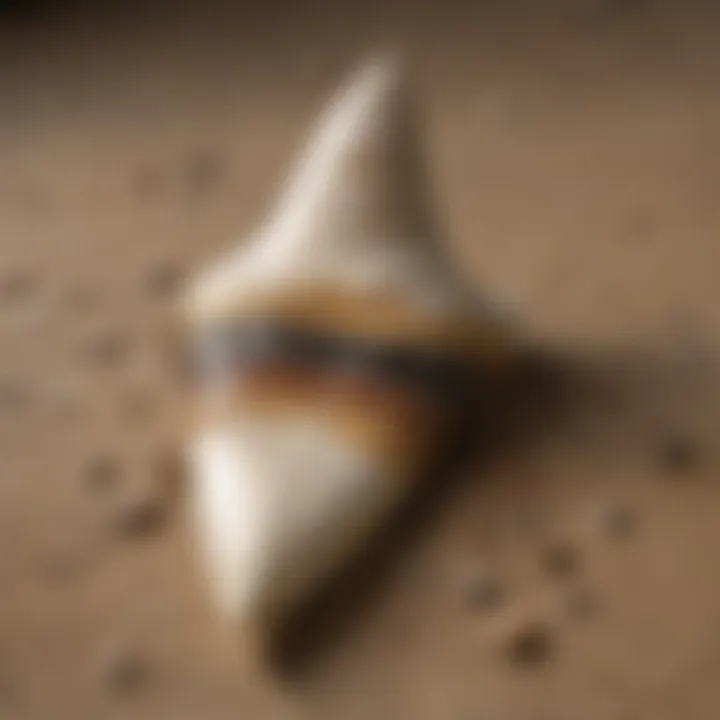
[597, 501, 637, 540]
[113, 492, 166, 538]
[122, 387, 155, 422]
[566, 588, 601, 621]
[657, 435, 698, 476]
[185, 152, 224, 193]
[0, 270, 33, 303]
[146, 260, 183, 297]
[42, 544, 84, 582]
[65, 285, 98, 313]
[505, 623, 552, 668]
[465, 571, 503, 611]
[85, 455, 120, 492]
[84, 330, 130, 368]
[0, 379, 30, 411]
[542, 543, 580, 580]
[100, 645, 148, 694]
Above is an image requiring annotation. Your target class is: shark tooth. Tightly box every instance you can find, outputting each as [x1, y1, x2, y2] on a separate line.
[186, 56, 516, 659]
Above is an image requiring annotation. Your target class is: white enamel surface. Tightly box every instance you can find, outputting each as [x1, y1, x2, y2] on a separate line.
[187, 57, 491, 326]
[191, 413, 407, 628]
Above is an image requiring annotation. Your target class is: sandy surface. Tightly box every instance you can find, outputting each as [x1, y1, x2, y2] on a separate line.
[2, 1, 720, 717]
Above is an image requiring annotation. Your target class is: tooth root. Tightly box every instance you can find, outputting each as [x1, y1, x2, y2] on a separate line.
[191, 411, 416, 633]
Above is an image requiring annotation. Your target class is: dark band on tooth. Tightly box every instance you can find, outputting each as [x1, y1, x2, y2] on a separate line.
[192, 319, 489, 411]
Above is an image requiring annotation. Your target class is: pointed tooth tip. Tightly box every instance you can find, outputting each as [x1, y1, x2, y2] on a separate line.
[358, 52, 405, 81]
[345, 52, 409, 100]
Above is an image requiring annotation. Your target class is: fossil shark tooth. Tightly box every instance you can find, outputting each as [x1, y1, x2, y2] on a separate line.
[186, 56, 516, 658]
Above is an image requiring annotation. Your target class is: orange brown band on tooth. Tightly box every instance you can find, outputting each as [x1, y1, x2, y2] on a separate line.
[191, 316, 492, 476]
[201, 363, 453, 477]
[190, 286, 514, 474]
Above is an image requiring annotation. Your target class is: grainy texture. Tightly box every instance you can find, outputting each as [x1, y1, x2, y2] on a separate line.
[3, 1, 720, 718]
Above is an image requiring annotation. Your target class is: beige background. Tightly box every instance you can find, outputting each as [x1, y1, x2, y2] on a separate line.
[2, 0, 720, 717]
